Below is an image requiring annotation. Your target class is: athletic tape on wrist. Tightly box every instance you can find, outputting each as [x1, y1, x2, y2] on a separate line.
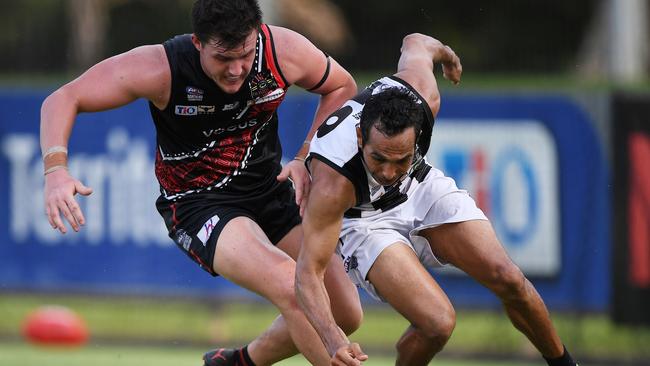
[44, 165, 68, 175]
[43, 151, 68, 174]
[43, 145, 68, 158]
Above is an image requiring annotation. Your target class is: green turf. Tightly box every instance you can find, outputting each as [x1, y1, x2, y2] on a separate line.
[2, 293, 650, 362]
[0, 342, 543, 366]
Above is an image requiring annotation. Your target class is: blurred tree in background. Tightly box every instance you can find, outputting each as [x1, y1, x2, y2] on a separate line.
[0, 0, 69, 73]
[331, 1, 597, 74]
[0, 0, 646, 82]
[106, 0, 193, 55]
[0, 0, 194, 74]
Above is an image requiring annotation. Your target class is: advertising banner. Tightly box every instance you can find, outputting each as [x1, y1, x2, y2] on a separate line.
[429, 96, 610, 311]
[0, 91, 609, 310]
[428, 120, 560, 276]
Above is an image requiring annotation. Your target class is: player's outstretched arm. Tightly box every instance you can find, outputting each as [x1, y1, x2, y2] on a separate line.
[41, 45, 171, 233]
[296, 159, 367, 365]
[271, 26, 357, 215]
[394, 33, 462, 118]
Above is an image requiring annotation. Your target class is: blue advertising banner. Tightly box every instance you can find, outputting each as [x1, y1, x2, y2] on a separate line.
[0, 91, 609, 311]
[432, 96, 610, 312]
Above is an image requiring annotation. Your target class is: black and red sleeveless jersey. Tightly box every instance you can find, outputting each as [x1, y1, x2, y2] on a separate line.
[149, 24, 289, 201]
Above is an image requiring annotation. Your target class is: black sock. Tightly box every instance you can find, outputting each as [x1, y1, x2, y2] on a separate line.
[235, 345, 256, 366]
[544, 345, 577, 366]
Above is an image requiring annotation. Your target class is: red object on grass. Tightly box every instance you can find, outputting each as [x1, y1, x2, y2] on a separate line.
[23, 305, 89, 345]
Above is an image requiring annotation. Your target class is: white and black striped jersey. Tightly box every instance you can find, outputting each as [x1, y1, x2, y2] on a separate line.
[307, 76, 435, 218]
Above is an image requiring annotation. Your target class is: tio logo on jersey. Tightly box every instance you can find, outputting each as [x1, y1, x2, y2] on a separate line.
[175, 105, 198, 116]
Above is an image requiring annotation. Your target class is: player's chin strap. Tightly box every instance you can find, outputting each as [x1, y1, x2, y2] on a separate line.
[406, 128, 426, 176]
[406, 152, 424, 177]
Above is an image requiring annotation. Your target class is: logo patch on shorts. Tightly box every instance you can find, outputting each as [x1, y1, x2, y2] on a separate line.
[174, 229, 193, 251]
[198, 215, 220, 246]
[343, 255, 358, 273]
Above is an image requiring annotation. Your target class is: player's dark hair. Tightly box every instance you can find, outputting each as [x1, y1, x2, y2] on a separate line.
[359, 87, 424, 146]
[192, 0, 262, 49]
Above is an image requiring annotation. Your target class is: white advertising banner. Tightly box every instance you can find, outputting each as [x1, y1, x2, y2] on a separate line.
[427, 119, 560, 276]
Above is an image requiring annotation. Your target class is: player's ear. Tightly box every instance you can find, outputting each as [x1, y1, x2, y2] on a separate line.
[191, 34, 202, 52]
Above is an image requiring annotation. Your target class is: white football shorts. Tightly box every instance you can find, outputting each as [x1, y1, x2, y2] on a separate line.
[336, 167, 488, 301]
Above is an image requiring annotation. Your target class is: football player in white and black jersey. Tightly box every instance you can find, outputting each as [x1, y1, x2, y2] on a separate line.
[40, 1, 363, 365]
[296, 34, 578, 366]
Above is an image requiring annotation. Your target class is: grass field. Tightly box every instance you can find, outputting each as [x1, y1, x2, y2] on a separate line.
[0, 342, 543, 366]
[2, 293, 650, 365]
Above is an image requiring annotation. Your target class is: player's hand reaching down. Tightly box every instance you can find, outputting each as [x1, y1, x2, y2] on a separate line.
[276, 158, 311, 216]
[331, 342, 368, 366]
[44, 169, 93, 234]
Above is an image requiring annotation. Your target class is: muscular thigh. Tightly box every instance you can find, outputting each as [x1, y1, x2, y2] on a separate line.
[214, 216, 297, 301]
[420, 220, 515, 282]
[368, 243, 452, 326]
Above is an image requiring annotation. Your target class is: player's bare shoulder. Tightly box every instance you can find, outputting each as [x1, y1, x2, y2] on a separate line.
[120, 45, 172, 109]
[92, 44, 170, 110]
[266, 25, 328, 88]
[265, 25, 305, 61]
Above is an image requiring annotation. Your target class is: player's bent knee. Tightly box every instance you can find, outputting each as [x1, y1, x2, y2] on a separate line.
[418, 306, 456, 341]
[335, 304, 363, 335]
[488, 262, 527, 300]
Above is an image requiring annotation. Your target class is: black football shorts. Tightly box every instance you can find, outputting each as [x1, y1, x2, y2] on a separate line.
[156, 181, 301, 276]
